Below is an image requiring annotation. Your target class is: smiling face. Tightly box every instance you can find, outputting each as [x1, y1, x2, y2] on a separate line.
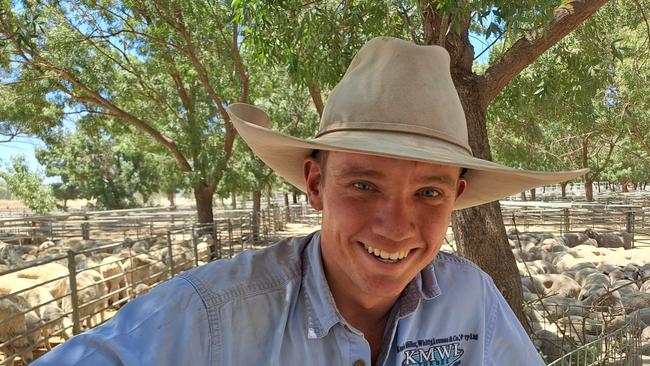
[304, 151, 467, 308]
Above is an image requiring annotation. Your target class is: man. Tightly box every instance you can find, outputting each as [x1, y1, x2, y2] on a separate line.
[34, 37, 583, 365]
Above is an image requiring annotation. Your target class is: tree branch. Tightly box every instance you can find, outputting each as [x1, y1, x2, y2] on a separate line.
[164, 3, 235, 160]
[232, 22, 249, 103]
[633, 0, 650, 47]
[0, 20, 193, 173]
[307, 81, 325, 117]
[480, 0, 609, 109]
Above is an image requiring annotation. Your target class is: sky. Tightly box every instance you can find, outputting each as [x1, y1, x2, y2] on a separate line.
[0, 32, 495, 182]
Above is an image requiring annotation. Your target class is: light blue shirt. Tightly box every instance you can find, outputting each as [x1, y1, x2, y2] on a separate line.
[34, 232, 544, 365]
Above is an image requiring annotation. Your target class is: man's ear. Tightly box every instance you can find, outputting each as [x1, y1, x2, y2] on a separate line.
[456, 177, 467, 199]
[303, 156, 324, 210]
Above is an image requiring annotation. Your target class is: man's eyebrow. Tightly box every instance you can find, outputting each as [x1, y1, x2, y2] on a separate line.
[332, 166, 385, 179]
[332, 166, 457, 187]
[415, 175, 457, 188]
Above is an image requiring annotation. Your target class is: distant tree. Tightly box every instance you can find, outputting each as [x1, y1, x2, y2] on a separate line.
[36, 126, 162, 209]
[1, 0, 251, 224]
[0, 155, 55, 214]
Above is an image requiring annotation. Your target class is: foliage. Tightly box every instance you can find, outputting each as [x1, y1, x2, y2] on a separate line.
[0, 155, 55, 213]
[0, 0, 253, 221]
[35, 125, 163, 209]
[488, 0, 650, 193]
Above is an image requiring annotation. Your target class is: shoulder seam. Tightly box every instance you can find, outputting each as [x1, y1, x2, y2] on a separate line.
[435, 252, 485, 273]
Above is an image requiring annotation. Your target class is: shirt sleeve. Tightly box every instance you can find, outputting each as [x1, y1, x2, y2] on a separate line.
[32, 275, 212, 366]
[484, 280, 545, 366]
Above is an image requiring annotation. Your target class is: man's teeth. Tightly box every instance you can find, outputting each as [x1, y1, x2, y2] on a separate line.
[364, 245, 411, 262]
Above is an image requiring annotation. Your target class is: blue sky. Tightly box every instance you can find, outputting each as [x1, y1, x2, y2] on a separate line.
[0, 33, 494, 182]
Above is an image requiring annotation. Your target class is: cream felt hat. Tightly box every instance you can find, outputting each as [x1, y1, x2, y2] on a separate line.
[227, 37, 587, 210]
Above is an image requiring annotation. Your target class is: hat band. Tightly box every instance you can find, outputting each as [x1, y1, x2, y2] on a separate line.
[315, 121, 473, 155]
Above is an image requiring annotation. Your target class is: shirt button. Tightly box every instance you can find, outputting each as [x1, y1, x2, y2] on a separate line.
[353, 360, 365, 366]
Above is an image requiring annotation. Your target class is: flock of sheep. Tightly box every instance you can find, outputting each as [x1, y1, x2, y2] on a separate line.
[2, 221, 648, 364]
[0, 234, 212, 365]
[504, 229, 650, 362]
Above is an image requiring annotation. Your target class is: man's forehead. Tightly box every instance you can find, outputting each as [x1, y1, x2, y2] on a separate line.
[324, 151, 461, 183]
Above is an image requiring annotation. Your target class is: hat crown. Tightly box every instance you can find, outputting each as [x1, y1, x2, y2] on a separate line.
[318, 37, 472, 155]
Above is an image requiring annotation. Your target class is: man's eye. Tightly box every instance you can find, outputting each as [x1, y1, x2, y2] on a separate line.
[353, 182, 372, 191]
[418, 188, 440, 198]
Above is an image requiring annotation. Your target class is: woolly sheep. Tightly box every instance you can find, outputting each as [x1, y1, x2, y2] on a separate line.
[61, 270, 107, 329]
[37, 240, 56, 253]
[99, 256, 129, 307]
[12, 262, 70, 300]
[0, 294, 42, 366]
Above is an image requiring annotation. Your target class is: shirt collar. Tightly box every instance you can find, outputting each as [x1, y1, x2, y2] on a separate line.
[301, 232, 442, 339]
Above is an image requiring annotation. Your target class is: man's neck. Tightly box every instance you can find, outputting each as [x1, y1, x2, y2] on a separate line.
[323, 265, 400, 362]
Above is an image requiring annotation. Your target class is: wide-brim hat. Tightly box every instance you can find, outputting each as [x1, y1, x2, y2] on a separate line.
[227, 37, 587, 210]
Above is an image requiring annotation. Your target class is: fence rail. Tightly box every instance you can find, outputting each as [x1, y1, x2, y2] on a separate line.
[0, 204, 319, 365]
[544, 311, 642, 366]
[501, 201, 649, 247]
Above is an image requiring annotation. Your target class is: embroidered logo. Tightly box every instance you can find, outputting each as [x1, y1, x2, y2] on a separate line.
[398, 333, 478, 366]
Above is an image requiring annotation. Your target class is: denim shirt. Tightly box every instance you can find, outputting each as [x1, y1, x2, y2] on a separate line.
[33, 232, 544, 366]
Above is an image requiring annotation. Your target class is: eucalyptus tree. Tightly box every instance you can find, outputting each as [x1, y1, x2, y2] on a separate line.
[0, 0, 251, 223]
[227, 67, 319, 239]
[489, 24, 621, 202]
[0, 155, 56, 213]
[36, 124, 163, 209]
[238, 0, 610, 327]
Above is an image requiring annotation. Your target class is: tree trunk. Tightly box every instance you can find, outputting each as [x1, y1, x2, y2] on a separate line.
[581, 136, 593, 202]
[194, 184, 215, 246]
[451, 79, 530, 333]
[584, 176, 594, 201]
[520, 191, 527, 201]
[231, 191, 237, 209]
[292, 190, 298, 204]
[560, 182, 568, 198]
[284, 193, 291, 222]
[194, 185, 215, 223]
[621, 182, 629, 192]
[252, 190, 261, 242]
[530, 188, 536, 201]
[167, 190, 175, 207]
[266, 191, 272, 207]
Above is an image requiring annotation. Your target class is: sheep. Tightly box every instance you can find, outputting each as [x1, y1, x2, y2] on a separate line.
[122, 253, 167, 289]
[0, 278, 68, 352]
[61, 270, 107, 329]
[99, 256, 129, 307]
[160, 244, 194, 273]
[37, 240, 56, 254]
[133, 283, 150, 297]
[11, 262, 70, 300]
[0, 294, 43, 366]
[41, 305, 70, 349]
[0, 276, 40, 295]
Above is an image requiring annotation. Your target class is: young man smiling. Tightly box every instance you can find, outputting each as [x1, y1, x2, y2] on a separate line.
[34, 37, 585, 366]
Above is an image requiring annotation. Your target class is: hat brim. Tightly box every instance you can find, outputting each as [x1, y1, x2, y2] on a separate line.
[227, 103, 588, 210]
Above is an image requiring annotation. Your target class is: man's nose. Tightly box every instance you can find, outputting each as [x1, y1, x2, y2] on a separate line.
[370, 195, 416, 243]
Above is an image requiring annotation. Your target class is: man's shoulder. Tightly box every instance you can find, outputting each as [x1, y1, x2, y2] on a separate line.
[431, 251, 496, 295]
[433, 251, 486, 275]
[178, 233, 314, 304]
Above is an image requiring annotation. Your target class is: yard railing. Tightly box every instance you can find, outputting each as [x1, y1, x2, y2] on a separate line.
[501, 201, 648, 247]
[544, 311, 642, 366]
[0, 205, 320, 365]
